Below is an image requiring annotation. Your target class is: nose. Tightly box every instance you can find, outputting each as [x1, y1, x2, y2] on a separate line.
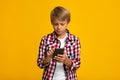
[57, 24, 61, 29]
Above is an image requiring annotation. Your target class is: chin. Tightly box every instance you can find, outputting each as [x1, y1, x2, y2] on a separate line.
[55, 32, 62, 35]
[56, 33, 61, 35]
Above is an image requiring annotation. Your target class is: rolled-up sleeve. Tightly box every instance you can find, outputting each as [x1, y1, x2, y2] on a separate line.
[66, 38, 81, 71]
[37, 36, 49, 68]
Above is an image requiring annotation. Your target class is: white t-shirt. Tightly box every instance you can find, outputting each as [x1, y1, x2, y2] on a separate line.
[53, 34, 67, 80]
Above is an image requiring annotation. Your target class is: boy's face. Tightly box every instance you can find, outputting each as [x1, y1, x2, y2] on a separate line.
[52, 19, 69, 36]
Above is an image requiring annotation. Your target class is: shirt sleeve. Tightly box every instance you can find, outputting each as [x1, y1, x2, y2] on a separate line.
[37, 36, 50, 68]
[66, 38, 81, 71]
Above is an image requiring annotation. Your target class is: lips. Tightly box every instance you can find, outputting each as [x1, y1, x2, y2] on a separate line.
[56, 30, 62, 34]
[56, 29, 60, 32]
[57, 30, 61, 32]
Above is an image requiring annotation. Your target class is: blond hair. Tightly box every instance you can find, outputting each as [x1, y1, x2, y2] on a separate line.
[50, 6, 70, 24]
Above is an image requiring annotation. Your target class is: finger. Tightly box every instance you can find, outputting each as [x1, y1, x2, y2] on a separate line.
[57, 54, 63, 58]
[54, 57, 65, 63]
[50, 49, 54, 54]
[49, 51, 53, 57]
[54, 56, 60, 60]
[48, 50, 52, 54]
[47, 50, 52, 55]
[63, 51, 66, 54]
[47, 51, 50, 55]
[48, 50, 53, 54]
[57, 54, 66, 58]
[52, 49, 55, 51]
[54, 56, 64, 61]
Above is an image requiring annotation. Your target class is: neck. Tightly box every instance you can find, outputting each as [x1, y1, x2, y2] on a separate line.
[57, 32, 67, 39]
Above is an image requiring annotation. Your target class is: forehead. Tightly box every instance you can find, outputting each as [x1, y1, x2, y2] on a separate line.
[53, 18, 67, 23]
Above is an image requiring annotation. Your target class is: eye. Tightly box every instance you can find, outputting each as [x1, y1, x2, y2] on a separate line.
[60, 23, 65, 26]
[54, 23, 58, 26]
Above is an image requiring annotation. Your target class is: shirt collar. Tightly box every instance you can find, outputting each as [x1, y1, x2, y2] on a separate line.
[52, 29, 72, 41]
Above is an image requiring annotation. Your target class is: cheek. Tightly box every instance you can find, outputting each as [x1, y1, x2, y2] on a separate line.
[63, 25, 67, 29]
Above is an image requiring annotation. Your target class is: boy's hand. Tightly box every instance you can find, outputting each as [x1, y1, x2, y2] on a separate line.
[54, 52, 67, 63]
[43, 49, 54, 65]
[54, 52, 72, 67]
[47, 49, 54, 58]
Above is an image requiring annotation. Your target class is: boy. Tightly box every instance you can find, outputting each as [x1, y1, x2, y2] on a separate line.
[37, 6, 81, 80]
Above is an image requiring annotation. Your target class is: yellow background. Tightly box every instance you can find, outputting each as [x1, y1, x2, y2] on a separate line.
[0, 0, 120, 80]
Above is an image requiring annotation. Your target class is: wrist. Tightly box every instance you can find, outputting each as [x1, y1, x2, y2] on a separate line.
[63, 57, 67, 64]
[43, 56, 51, 65]
[46, 56, 51, 62]
[64, 58, 72, 67]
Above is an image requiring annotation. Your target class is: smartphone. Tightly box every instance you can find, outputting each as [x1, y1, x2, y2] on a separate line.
[53, 48, 64, 58]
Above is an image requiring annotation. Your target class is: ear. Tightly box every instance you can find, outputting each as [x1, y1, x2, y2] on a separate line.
[67, 20, 70, 24]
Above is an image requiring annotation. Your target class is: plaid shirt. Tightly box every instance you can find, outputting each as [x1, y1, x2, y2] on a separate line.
[37, 30, 81, 80]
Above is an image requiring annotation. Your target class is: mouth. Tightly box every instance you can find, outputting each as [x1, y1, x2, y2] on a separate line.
[57, 30, 60, 32]
[56, 30, 61, 33]
[57, 30, 62, 32]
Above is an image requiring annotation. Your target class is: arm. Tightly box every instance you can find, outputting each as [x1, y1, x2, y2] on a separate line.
[54, 38, 81, 70]
[37, 36, 54, 68]
[43, 49, 54, 65]
[53, 38, 81, 71]
[37, 37, 47, 68]
[63, 57, 73, 67]
[63, 38, 81, 71]
[54, 53, 72, 67]
[69, 39, 81, 71]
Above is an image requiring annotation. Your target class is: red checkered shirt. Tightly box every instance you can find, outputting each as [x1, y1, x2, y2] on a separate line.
[37, 30, 81, 80]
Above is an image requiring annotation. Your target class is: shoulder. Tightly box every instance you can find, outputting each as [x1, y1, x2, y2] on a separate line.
[69, 33, 80, 41]
[67, 29, 80, 41]
[41, 32, 54, 41]
[69, 33, 81, 48]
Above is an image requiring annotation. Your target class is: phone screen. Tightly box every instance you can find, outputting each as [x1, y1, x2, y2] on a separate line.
[53, 48, 64, 58]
